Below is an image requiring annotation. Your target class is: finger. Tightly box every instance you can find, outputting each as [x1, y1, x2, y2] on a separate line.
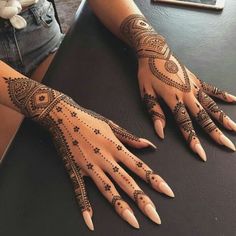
[62, 155, 94, 231]
[198, 79, 236, 103]
[185, 95, 232, 149]
[142, 87, 166, 139]
[84, 163, 140, 229]
[104, 160, 161, 225]
[107, 120, 157, 149]
[114, 144, 174, 197]
[196, 89, 236, 132]
[166, 95, 206, 161]
[195, 90, 236, 151]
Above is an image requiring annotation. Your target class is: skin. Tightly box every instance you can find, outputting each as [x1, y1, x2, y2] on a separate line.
[88, 0, 236, 161]
[0, 60, 174, 230]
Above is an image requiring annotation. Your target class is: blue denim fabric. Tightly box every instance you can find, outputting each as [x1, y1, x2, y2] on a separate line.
[0, 0, 64, 76]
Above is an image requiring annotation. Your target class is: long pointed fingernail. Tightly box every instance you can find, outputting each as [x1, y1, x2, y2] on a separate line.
[219, 134, 236, 151]
[122, 209, 140, 229]
[140, 138, 157, 149]
[82, 210, 94, 231]
[227, 94, 236, 102]
[154, 120, 165, 139]
[159, 182, 175, 198]
[227, 119, 236, 132]
[194, 143, 207, 162]
[144, 204, 161, 225]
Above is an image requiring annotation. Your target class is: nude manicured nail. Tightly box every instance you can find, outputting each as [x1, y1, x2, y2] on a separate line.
[144, 204, 161, 225]
[219, 134, 236, 151]
[82, 210, 94, 231]
[140, 138, 157, 149]
[159, 182, 175, 198]
[227, 119, 236, 132]
[122, 209, 140, 229]
[227, 94, 236, 102]
[194, 143, 207, 162]
[154, 120, 165, 139]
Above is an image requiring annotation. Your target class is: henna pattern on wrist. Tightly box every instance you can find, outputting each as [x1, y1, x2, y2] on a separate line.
[173, 95, 196, 144]
[120, 14, 171, 59]
[142, 90, 165, 122]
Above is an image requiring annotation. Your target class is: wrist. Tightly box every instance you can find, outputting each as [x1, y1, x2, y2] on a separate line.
[120, 14, 171, 60]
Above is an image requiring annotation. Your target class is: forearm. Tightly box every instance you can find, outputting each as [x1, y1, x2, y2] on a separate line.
[88, 0, 169, 60]
[88, 0, 142, 43]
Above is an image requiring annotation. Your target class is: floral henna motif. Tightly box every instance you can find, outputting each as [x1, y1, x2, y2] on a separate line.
[164, 60, 179, 74]
[173, 95, 197, 144]
[142, 90, 165, 122]
[120, 14, 171, 59]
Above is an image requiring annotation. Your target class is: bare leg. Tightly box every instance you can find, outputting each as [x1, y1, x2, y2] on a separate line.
[0, 52, 56, 160]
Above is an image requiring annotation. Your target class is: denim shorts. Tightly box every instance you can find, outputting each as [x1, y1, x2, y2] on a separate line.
[0, 0, 64, 76]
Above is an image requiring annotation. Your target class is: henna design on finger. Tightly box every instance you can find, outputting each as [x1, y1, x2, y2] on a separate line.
[173, 95, 197, 144]
[197, 90, 227, 125]
[107, 121, 140, 142]
[120, 15, 171, 59]
[149, 58, 191, 92]
[195, 104, 217, 133]
[199, 79, 227, 100]
[142, 90, 165, 121]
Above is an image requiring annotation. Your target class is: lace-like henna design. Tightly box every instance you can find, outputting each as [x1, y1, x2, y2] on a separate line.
[164, 60, 179, 74]
[149, 58, 191, 92]
[60, 100, 160, 191]
[43, 116, 92, 212]
[120, 14, 171, 59]
[196, 89, 226, 124]
[173, 95, 197, 144]
[4, 77, 64, 121]
[142, 90, 165, 122]
[199, 79, 227, 100]
[195, 104, 217, 133]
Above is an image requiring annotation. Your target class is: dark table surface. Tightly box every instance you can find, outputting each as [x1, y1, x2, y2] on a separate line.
[1, 0, 236, 235]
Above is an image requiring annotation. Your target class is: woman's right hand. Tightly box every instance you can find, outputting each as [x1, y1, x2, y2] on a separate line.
[39, 94, 174, 230]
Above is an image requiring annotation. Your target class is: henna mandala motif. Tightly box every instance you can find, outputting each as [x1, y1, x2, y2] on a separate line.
[199, 79, 227, 100]
[197, 90, 226, 124]
[120, 14, 171, 59]
[173, 96, 196, 143]
[195, 104, 217, 133]
[4, 77, 64, 121]
[164, 60, 179, 74]
[142, 90, 165, 121]
[149, 58, 191, 92]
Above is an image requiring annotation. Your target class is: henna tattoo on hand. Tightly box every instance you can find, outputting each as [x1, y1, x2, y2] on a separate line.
[195, 103, 217, 133]
[196, 89, 226, 124]
[149, 58, 191, 92]
[199, 79, 227, 100]
[120, 14, 171, 59]
[173, 95, 197, 144]
[142, 90, 165, 122]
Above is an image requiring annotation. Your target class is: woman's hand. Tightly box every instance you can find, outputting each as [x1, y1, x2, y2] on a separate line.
[120, 14, 236, 161]
[3, 77, 174, 230]
[41, 96, 174, 230]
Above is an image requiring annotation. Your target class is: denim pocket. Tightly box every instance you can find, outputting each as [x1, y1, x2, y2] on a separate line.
[40, 2, 55, 27]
